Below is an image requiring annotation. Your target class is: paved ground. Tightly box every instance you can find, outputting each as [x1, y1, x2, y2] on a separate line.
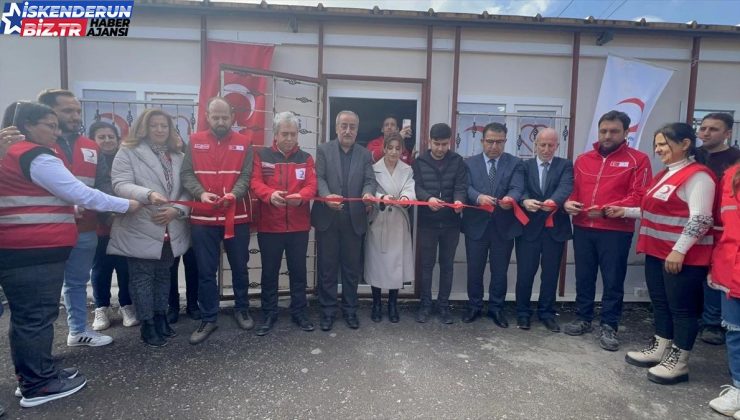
[0, 300, 731, 419]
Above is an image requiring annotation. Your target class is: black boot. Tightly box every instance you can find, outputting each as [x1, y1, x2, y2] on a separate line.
[154, 311, 177, 338]
[388, 289, 399, 323]
[141, 320, 166, 347]
[167, 306, 179, 324]
[371, 286, 382, 323]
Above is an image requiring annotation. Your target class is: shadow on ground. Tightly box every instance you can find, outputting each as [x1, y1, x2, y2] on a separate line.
[0, 301, 729, 419]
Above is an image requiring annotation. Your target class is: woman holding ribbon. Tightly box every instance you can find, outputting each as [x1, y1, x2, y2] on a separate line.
[605, 123, 716, 385]
[365, 132, 416, 323]
[108, 109, 191, 347]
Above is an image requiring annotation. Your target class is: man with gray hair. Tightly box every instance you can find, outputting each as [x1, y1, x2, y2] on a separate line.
[250, 112, 317, 335]
[311, 110, 376, 331]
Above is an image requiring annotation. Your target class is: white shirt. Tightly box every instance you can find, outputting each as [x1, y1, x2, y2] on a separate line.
[30, 153, 130, 213]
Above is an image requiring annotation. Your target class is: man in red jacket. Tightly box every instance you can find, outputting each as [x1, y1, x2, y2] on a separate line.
[250, 112, 317, 336]
[181, 97, 254, 345]
[563, 110, 652, 351]
[366, 114, 414, 164]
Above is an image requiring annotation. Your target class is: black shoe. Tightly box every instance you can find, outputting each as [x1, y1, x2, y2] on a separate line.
[541, 318, 561, 333]
[371, 302, 382, 323]
[320, 315, 334, 331]
[19, 375, 87, 408]
[292, 314, 315, 332]
[563, 319, 593, 336]
[438, 307, 454, 324]
[462, 308, 482, 323]
[487, 310, 509, 328]
[186, 306, 201, 321]
[416, 305, 432, 323]
[517, 316, 531, 330]
[256, 314, 278, 336]
[154, 311, 177, 338]
[700, 325, 726, 345]
[167, 306, 179, 324]
[344, 314, 360, 329]
[141, 320, 167, 348]
[388, 300, 399, 323]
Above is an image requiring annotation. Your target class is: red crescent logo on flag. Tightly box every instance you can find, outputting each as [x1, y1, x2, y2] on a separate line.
[99, 112, 130, 139]
[223, 83, 257, 133]
[616, 97, 645, 133]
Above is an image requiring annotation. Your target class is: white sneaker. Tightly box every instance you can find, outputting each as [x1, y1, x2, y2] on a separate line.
[119, 305, 139, 327]
[92, 307, 110, 331]
[67, 329, 113, 347]
[711, 385, 740, 416]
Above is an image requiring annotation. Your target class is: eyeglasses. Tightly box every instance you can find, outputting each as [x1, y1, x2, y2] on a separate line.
[483, 139, 506, 145]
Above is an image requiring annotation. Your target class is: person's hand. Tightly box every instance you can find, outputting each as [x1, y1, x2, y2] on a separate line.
[73, 205, 85, 219]
[523, 199, 542, 212]
[664, 250, 685, 274]
[126, 200, 142, 213]
[0, 126, 24, 159]
[498, 196, 514, 210]
[200, 192, 219, 204]
[152, 207, 178, 225]
[564, 200, 583, 215]
[541, 199, 557, 212]
[148, 191, 168, 205]
[285, 193, 303, 207]
[453, 200, 463, 214]
[477, 194, 496, 207]
[603, 206, 625, 218]
[270, 190, 287, 207]
[400, 126, 413, 139]
[326, 194, 343, 211]
[362, 193, 375, 205]
[428, 197, 445, 211]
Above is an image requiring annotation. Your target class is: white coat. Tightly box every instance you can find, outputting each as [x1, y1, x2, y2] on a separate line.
[364, 158, 416, 289]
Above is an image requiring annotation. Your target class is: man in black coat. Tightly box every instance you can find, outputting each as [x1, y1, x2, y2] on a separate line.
[515, 127, 573, 332]
[412, 123, 468, 324]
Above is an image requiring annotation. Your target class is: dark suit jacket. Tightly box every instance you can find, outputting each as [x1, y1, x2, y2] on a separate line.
[462, 152, 525, 241]
[520, 156, 574, 242]
[310, 140, 376, 236]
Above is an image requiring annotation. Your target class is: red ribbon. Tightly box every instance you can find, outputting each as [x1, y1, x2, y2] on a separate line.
[499, 197, 530, 226]
[312, 196, 494, 213]
[171, 194, 236, 239]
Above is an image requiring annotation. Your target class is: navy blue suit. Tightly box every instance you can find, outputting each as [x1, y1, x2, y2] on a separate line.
[462, 152, 525, 311]
[514, 157, 573, 320]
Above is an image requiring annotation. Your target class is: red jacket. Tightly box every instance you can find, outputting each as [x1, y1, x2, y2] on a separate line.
[52, 135, 100, 233]
[189, 130, 254, 226]
[367, 135, 414, 165]
[636, 163, 715, 266]
[250, 144, 317, 233]
[711, 163, 740, 297]
[570, 141, 652, 232]
[0, 142, 77, 250]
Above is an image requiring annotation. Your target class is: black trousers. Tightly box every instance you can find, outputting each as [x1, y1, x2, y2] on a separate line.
[515, 234, 564, 320]
[644, 255, 707, 350]
[465, 222, 515, 311]
[316, 211, 362, 317]
[0, 261, 65, 395]
[418, 225, 460, 308]
[257, 231, 309, 317]
[169, 247, 199, 310]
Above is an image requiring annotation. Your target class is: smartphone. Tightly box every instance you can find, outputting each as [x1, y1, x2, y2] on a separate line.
[402, 119, 411, 130]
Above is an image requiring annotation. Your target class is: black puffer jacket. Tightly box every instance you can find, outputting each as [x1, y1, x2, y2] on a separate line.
[412, 150, 469, 228]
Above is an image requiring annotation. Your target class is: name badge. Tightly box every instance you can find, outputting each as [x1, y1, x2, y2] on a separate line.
[610, 161, 629, 168]
[194, 143, 210, 150]
[295, 168, 306, 180]
[652, 184, 677, 201]
[229, 145, 245, 151]
[80, 148, 97, 164]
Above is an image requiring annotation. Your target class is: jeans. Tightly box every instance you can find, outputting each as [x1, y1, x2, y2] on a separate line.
[418, 225, 460, 308]
[644, 255, 706, 350]
[0, 261, 66, 395]
[316, 212, 362, 317]
[192, 224, 251, 323]
[128, 243, 175, 322]
[91, 235, 131, 308]
[169, 247, 199, 310]
[703, 280, 723, 327]
[257, 231, 309, 317]
[62, 231, 98, 334]
[572, 226, 632, 331]
[722, 293, 740, 388]
[465, 222, 515, 312]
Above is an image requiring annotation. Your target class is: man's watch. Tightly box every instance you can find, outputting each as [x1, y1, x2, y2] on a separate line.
[175, 207, 185, 218]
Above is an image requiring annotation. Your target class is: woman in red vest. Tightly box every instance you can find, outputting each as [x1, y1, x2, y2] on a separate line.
[708, 163, 740, 417]
[605, 122, 716, 385]
[0, 102, 139, 408]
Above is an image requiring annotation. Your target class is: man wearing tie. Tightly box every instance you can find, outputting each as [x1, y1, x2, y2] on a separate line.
[515, 128, 573, 332]
[462, 122, 525, 327]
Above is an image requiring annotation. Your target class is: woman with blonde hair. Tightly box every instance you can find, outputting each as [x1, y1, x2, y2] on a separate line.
[108, 109, 191, 347]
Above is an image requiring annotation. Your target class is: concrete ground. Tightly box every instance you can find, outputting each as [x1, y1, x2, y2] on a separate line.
[0, 300, 731, 419]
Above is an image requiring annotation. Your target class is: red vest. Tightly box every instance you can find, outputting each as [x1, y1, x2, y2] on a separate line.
[0, 142, 77, 250]
[52, 135, 100, 233]
[636, 162, 715, 266]
[710, 163, 740, 297]
[189, 130, 254, 226]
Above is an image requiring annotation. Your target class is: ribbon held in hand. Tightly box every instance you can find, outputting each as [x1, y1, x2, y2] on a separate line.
[313, 195, 494, 213]
[171, 193, 237, 239]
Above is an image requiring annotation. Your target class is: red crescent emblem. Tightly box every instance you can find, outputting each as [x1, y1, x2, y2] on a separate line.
[617, 98, 645, 133]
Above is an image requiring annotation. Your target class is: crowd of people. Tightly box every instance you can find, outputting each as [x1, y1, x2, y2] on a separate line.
[1, 89, 740, 418]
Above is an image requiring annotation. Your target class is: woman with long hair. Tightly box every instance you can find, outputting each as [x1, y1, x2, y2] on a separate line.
[108, 108, 191, 347]
[606, 122, 716, 385]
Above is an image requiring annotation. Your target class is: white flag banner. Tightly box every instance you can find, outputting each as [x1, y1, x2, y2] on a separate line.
[585, 55, 674, 152]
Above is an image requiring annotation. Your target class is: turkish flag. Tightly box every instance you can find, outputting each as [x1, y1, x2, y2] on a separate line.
[198, 41, 274, 143]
